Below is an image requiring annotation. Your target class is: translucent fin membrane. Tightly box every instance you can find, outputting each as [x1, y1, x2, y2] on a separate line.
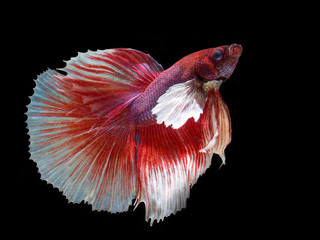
[27, 49, 163, 212]
[136, 91, 231, 225]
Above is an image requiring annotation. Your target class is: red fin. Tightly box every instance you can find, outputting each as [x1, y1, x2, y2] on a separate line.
[135, 91, 231, 225]
[200, 92, 232, 163]
[27, 49, 163, 212]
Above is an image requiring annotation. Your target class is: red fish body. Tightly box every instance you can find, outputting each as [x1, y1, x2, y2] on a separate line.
[27, 45, 242, 225]
[129, 55, 194, 123]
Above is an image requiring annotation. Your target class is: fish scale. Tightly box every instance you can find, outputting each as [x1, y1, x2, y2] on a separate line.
[129, 61, 192, 124]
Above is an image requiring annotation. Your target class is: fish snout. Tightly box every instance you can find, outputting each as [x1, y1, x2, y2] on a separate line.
[229, 44, 242, 56]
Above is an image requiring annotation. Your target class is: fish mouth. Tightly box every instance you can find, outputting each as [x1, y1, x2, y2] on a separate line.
[229, 44, 242, 56]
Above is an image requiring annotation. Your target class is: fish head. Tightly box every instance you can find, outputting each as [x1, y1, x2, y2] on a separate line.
[195, 44, 242, 86]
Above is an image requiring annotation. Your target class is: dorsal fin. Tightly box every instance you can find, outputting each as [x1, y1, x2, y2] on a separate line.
[62, 48, 163, 90]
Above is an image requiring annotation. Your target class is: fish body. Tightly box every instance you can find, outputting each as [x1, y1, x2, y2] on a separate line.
[130, 45, 241, 124]
[26, 44, 242, 225]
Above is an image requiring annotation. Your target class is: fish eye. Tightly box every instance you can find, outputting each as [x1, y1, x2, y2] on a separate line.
[213, 49, 223, 61]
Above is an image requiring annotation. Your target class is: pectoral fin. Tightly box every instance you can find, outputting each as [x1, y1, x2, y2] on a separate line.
[152, 79, 208, 129]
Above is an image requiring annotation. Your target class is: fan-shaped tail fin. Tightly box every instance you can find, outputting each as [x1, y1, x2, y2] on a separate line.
[27, 49, 163, 212]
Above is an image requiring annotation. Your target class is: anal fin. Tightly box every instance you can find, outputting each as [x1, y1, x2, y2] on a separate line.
[135, 120, 213, 225]
[135, 92, 231, 225]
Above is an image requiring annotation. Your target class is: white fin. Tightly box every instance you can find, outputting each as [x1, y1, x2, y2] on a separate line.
[152, 79, 208, 129]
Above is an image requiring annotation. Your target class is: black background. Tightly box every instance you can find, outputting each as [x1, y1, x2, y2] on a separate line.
[8, 13, 289, 238]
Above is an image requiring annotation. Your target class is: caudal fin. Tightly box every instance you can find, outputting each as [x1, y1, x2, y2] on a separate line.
[27, 49, 163, 212]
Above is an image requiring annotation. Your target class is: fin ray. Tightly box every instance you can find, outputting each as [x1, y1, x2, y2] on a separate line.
[27, 49, 163, 212]
[152, 79, 207, 129]
[136, 92, 231, 225]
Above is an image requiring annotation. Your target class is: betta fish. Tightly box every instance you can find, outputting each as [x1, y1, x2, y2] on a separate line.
[26, 44, 242, 225]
